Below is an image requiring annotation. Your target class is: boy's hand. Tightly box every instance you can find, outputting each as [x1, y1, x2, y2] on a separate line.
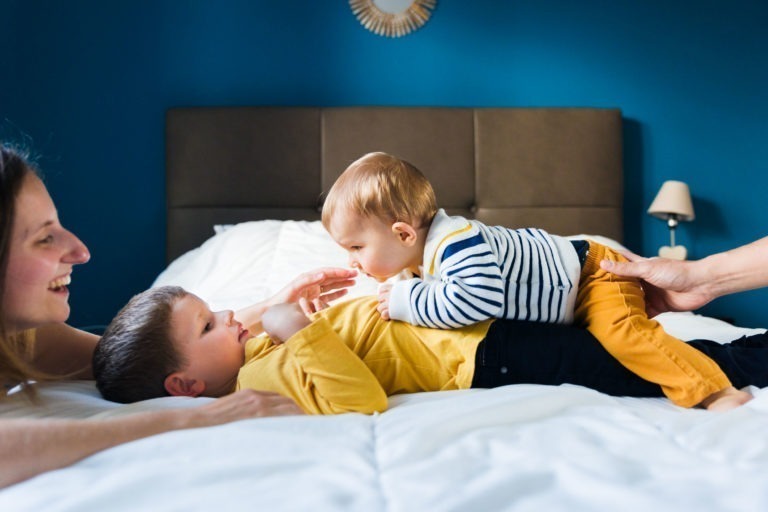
[274, 268, 358, 315]
[262, 303, 311, 344]
[377, 283, 392, 320]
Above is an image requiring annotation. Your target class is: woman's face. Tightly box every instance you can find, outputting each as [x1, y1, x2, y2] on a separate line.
[2, 174, 90, 332]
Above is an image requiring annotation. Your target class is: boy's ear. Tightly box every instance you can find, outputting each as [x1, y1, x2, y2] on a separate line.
[391, 222, 418, 246]
[164, 372, 206, 397]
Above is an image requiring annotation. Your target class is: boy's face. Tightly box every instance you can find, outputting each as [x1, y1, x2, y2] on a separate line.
[169, 294, 250, 396]
[328, 209, 420, 282]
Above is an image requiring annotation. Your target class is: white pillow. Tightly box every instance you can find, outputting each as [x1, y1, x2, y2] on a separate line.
[155, 222, 633, 311]
[154, 220, 378, 310]
[263, 220, 379, 300]
[153, 220, 282, 310]
[213, 224, 235, 234]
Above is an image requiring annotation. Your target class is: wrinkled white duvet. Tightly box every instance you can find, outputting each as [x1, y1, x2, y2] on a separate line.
[2, 375, 768, 512]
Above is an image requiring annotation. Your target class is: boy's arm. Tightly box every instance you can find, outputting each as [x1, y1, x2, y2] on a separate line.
[388, 236, 505, 328]
[240, 314, 388, 415]
[236, 267, 357, 334]
[261, 303, 312, 344]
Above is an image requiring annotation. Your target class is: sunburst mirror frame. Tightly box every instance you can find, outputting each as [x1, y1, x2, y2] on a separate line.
[350, 0, 437, 38]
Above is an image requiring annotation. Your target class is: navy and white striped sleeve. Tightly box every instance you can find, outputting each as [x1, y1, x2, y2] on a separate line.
[388, 232, 505, 328]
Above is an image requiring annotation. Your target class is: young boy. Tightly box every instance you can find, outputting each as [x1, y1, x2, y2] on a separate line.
[320, 152, 751, 411]
[93, 286, 768, 415]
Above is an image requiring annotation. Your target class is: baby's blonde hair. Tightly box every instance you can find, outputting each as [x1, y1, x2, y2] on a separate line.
[322, 152, 437, 229]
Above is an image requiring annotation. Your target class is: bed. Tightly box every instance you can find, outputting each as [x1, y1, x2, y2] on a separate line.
[2, 107, 767, 511]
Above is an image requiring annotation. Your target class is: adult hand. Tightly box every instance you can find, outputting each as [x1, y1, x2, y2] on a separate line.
[190, 389, 303, 426]
[273, 267, 357, 315]
[600, 251, 713, 316]
[377, 283, 392, 320]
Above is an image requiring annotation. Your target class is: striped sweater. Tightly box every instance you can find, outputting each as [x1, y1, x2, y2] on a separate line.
[388, 209, 582, 328]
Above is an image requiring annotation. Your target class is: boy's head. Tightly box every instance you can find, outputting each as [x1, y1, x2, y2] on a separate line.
[321, 152, 438, 282]
[93, 286, 249, 403]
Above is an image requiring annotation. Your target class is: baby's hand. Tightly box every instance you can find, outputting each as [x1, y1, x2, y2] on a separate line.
[377, 283, 392, 320]
[262, 303, 311, 344]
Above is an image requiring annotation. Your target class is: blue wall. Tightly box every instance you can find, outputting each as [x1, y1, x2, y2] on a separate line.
[2, 0, 767, 327]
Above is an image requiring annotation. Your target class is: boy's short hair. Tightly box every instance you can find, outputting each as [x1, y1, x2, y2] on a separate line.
[93, 286, 189, 403]
[321, 152, 437, 229]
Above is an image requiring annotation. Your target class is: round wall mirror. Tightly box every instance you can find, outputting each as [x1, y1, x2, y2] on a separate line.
[350, 0, 437, 38]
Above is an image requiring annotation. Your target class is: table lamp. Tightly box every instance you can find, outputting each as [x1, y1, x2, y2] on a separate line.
[647, 180, 695, 260]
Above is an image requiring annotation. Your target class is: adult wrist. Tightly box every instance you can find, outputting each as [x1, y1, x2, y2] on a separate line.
[162, 407, 201, 430]
[695, 253, 730, 302]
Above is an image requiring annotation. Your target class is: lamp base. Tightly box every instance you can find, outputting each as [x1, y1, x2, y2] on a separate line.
[659, 245, 687, 260]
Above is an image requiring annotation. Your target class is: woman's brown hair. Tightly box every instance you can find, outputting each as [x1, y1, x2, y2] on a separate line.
[0, 145, 50, 398]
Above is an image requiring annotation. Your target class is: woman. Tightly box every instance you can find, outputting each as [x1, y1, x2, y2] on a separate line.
[0, 144, 356, 487]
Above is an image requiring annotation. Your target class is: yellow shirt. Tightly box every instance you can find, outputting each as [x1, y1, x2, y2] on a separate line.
[236, 297, 491, 415]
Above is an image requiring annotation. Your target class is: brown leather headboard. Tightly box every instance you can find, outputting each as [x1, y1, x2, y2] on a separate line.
[166, 107, 623, 262]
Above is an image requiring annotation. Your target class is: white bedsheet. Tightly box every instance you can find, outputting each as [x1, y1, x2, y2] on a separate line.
[3, 222, 767, 510]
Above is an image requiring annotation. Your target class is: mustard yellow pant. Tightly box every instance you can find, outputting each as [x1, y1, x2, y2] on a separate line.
[574, 242, 731, 407]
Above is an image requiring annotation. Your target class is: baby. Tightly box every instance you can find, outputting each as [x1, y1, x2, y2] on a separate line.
[320, 151, 751, 411]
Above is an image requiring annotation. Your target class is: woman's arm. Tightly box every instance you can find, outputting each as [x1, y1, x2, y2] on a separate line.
[236, 267, 357, 334]
[685, 236, 768, 298]
[601, 236, 768, 315]
[0, 389, 301, 488]
[30, 324, 100, 379]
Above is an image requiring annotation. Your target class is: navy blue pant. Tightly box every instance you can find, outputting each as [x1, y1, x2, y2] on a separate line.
[471, 319, 768, 396]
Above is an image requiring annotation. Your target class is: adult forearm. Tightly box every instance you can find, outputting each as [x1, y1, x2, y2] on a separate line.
[0, 410, 193, 488]
[0, 387, 302, 489]
[699, 236, 768, 299]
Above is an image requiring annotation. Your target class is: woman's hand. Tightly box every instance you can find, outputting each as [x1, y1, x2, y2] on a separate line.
[602, 237, 768, 316]
[600, 252, 712, 316]
[189, 389, 304, 423]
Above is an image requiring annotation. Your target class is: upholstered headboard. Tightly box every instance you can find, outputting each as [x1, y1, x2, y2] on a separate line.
[166, 107, 623, 262]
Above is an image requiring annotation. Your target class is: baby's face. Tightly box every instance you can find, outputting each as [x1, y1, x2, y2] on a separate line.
[170, 294, 249, 396]
[327, 209, 420, 283]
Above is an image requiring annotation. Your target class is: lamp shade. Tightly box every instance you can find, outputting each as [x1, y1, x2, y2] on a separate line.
[647, 180, 695, 221]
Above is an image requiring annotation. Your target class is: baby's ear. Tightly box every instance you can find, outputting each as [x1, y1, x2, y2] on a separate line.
[391, 222, 418, 246]
[164, 372, 206, 397]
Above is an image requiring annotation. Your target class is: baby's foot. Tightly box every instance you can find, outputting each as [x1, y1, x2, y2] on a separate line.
[700, 386, 752, 412]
